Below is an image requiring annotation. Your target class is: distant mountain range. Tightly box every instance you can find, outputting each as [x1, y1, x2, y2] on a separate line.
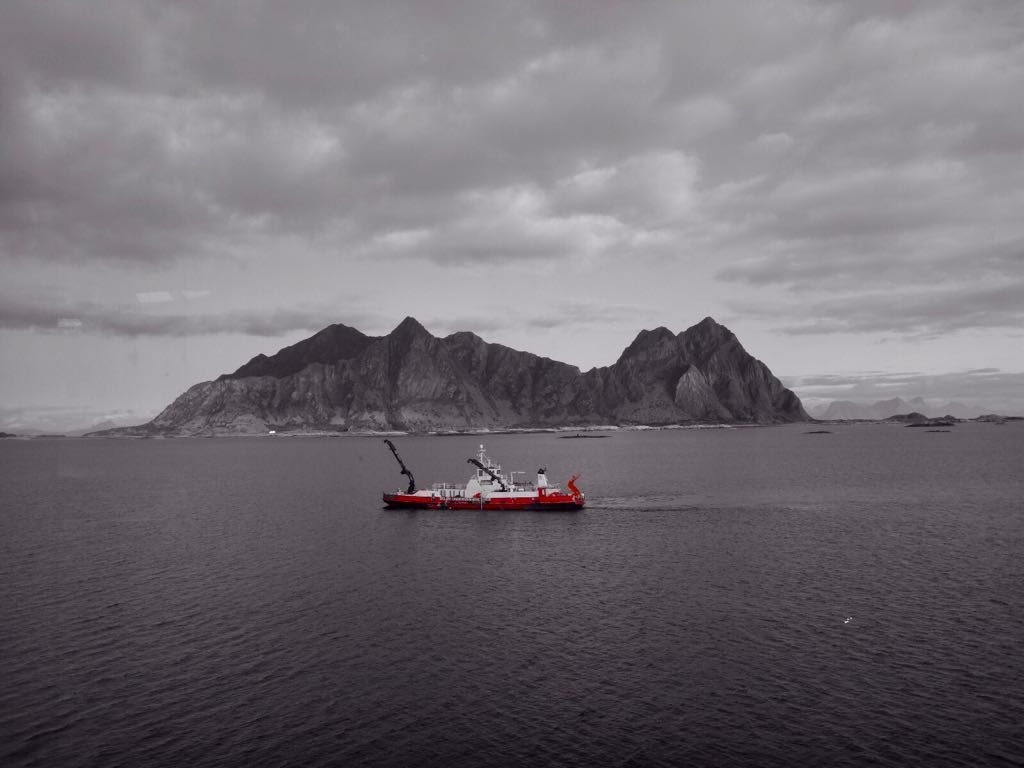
[0, 405, 148, 436]
[92, 316, 808, 436]
[809, 397, 977, 421]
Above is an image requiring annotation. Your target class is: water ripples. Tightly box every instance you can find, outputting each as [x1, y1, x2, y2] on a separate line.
[1, 426, 1022, 766]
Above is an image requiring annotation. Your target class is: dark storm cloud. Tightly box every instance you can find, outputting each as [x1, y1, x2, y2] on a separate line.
[0, 297, 366, 337]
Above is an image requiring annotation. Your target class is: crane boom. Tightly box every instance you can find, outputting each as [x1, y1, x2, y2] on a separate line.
[467, 458, 508, 491]
[383, 439, 416, 493]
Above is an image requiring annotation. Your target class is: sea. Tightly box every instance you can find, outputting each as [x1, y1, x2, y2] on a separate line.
[1, 423, 1022, 767]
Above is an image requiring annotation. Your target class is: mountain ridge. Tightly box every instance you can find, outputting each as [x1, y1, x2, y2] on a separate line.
[811, 397, 978, 420]
[94, 316, 809, 435]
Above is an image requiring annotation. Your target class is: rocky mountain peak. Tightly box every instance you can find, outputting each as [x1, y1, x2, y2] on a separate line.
[390, 316, 432, 339]
[682, 316, 732, 341]
[219, 322, 370, 380]
[676, 316, 740, 364]
[386, 317, 436, 366]
[618, 326, 677, 363]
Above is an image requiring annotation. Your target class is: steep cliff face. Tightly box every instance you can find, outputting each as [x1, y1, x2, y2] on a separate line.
[120, 315, 808, 435]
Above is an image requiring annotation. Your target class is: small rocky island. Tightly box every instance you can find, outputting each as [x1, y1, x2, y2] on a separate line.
[890, 412, 958, 427]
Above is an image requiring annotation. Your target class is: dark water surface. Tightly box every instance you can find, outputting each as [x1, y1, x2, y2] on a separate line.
[2, 424, 1022, 767]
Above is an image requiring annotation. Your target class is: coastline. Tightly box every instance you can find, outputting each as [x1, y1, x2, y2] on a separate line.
[64, 415, 1024, 439]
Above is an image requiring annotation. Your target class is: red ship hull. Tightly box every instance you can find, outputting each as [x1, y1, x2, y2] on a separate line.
[382, 492, 584, 511]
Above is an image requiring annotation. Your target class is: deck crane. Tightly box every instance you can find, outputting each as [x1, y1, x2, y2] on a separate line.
[467, 457, 508, 491]
[383, 439, 416, 494]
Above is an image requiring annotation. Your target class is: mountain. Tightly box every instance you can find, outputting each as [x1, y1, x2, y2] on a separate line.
[819, 398, 916, 420]
[94, 316, 808, 436]
[817, 397, 979, 421]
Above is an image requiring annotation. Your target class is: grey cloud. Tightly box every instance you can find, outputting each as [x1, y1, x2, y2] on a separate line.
[706, 2, 1024, 311]
[717, 231, 1024, 293]
[421, 302, 648, 341]
[789, 372, 924, 388]
[176, 1, 559, 109]
[784, 368, 1024, 415]
[771, 282, 1024, 337]
[2, 0, 1024, 338]
[0, 1, 765, 267]
[425, 316, 511, 337]
[523, 303, 648, 331]
[364, 183, 634, 266]
[0, 298, 370, 338]
[0, 1, 159, 90]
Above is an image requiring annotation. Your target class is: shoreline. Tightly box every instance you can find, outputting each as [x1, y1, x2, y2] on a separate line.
[75, 422, 771, 439]
[17, 416, 1021, 440]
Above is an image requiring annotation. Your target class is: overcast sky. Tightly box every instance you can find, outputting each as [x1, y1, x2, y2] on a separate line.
[2, 0, 1023, 429]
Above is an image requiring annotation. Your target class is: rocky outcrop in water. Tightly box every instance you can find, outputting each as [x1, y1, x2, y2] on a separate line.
[96, 316, 808, 435]
[891, 412, 958, 427]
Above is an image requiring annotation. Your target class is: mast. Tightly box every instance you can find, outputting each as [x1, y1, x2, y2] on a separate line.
[383, 439, 416, 493]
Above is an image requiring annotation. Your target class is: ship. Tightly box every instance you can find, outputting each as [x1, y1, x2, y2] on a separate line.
[382, 440, 585, 511]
